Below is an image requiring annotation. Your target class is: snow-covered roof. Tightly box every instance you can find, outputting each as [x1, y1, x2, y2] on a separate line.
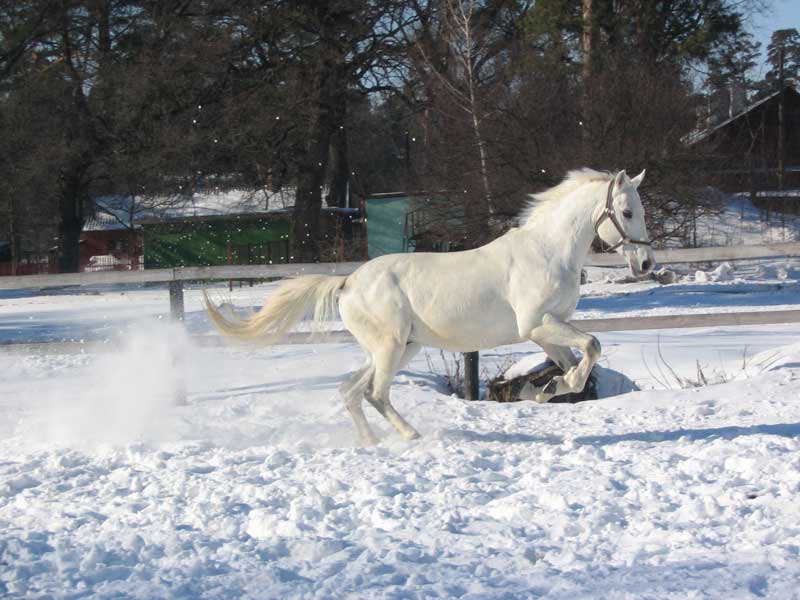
[83, 210, 131, 232]
[85, 188, 298, 232]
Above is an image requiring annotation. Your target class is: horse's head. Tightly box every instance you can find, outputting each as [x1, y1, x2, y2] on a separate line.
[594, 169, 655, 277]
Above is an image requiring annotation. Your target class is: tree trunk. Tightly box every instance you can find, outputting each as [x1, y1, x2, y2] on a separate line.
[58, 214, 83, 273]
[463, 188, 490, 249]
[469, 91, 493, 216]
[292, 60, 345, 262]
[9, 192, 20, 275]
[777, 46, 785, 191]
[326, 88, 350, 209]
[58, 173, 86, 273]
[581, 0, 593, 162]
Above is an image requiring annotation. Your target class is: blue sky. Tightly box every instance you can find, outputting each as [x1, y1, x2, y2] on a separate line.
[748, 0, 800, 76]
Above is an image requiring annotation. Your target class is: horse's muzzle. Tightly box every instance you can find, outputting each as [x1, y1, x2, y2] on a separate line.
[626, 246, 656, 277]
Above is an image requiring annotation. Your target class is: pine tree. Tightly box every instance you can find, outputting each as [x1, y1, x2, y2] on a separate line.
[705, 28, 761, 122]
[766, 29, 800, 89]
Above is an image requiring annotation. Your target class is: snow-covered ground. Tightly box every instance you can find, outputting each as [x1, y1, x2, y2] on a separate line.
[695, 193, 800, 246]
[2, 261, 800, 598]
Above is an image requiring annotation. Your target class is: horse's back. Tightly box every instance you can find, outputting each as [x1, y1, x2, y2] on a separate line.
[340, 248, 525, 351]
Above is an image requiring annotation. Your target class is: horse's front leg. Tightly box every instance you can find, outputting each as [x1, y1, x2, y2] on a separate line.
[523, 313, 600, 403]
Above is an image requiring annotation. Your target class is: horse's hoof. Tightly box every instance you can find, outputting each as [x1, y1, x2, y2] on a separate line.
[534, 392, 552, 404]
[543, 378, 559, 395]
[403, 429, 421, 441]
[359, 433, 380, 447]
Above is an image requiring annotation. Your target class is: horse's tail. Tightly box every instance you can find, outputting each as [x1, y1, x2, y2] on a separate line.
[203, 275, 347, 344]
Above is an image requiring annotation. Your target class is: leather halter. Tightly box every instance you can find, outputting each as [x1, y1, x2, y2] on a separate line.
[594, 176, 652, 252]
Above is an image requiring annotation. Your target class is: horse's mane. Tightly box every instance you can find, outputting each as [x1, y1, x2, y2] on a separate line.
[519, 168, 613, 228]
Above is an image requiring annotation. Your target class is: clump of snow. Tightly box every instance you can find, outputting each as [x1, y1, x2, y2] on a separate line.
[652, 267, 677, 284]
[696, 261, 735, 282]
[753, 260, 800, 281]
[712, 261, 734, 281]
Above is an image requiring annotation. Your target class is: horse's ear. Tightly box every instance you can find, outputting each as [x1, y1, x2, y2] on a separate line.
[630, 169, 646, 189]
[613, 170, 627, 189]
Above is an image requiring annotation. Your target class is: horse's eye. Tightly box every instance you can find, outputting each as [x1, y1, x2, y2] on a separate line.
[622, 209, 633, 219]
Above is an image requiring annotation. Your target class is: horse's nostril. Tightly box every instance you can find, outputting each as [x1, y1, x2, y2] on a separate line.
[642, 260, 652, 272]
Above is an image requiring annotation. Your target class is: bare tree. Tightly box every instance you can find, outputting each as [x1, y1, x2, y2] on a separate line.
[405, 0, 529, 246]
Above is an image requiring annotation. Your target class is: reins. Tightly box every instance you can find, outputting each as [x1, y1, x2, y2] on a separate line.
[593, 176, 651, 252]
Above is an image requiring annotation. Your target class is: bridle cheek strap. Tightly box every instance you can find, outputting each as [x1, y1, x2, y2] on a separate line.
[594, 177, 652, 253]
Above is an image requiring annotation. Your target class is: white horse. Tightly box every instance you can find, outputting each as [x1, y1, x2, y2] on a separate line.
[205, 168, 654, 445]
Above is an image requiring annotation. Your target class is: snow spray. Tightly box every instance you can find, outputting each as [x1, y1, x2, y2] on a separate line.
[20, 320, 195, 448]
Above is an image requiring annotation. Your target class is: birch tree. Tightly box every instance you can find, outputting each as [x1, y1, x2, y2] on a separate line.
[408, 0, 527, 246]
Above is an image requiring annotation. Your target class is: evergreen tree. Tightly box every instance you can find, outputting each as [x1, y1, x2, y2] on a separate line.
[765, 28, 800, 89]
[705, 28, 761, 122]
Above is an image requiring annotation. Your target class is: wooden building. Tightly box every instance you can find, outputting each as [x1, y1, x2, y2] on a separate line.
[80, 213, 143, 272]
[688, 85, 800, 194]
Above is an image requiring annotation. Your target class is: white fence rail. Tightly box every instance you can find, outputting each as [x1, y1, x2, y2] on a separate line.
[585, 242, 800, 267]
[0, 262, 362, 290]
[1, 242, 799, 341]
[2, 243, 799, 291]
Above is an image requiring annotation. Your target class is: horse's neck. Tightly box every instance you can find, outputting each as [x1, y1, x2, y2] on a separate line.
[524, 183, 603, 270]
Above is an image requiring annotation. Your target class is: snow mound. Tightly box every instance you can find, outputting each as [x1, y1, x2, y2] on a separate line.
[753, 261, 800, 280]
[747, 341, 800, 374]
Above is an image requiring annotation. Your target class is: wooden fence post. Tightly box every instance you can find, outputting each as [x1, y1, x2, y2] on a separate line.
[169, 280, 185, 321]
[168, 279, 187, 405]
[463, 351, 480, 400]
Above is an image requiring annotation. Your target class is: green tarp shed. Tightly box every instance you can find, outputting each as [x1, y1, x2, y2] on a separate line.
[366, 193, 468, 258]
[365, 194, 410, 258]
[141, 215, 291, 269]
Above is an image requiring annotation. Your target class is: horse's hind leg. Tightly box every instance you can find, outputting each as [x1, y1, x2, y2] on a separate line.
[366, 342, 421, 440]
[340, 358, 379, 446]
[526, 314, 600, 403]
[340, 357, 372, 396]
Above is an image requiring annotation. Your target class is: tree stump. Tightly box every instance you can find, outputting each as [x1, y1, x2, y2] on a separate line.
[488, 359, 598, 403]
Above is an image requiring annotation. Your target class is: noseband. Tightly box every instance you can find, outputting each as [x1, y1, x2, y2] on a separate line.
[594, 177, 652, 252]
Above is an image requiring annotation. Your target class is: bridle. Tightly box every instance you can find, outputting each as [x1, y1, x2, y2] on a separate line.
[594, 175, 652, 253]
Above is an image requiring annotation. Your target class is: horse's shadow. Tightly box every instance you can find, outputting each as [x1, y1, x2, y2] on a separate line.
[194, 368, 443, 403]
[574, 422, 800, 446]
[442, 429, 563, 445]
[444, 422, 800, 447]
[191, 374, 345, 402]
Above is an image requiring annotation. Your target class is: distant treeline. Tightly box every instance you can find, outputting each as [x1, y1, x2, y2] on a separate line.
[1, 1, 797, 269]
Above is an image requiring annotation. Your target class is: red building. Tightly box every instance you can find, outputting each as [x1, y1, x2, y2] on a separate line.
[79, 213, 143, 272]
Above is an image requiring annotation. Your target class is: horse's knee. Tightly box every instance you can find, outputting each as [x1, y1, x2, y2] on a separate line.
[584, 335, 601, 359]
[343, 391, 363, 412]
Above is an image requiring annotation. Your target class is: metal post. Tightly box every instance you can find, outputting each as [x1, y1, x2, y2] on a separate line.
[169, 280, 185, 321]
[463, 351, 480, 400]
